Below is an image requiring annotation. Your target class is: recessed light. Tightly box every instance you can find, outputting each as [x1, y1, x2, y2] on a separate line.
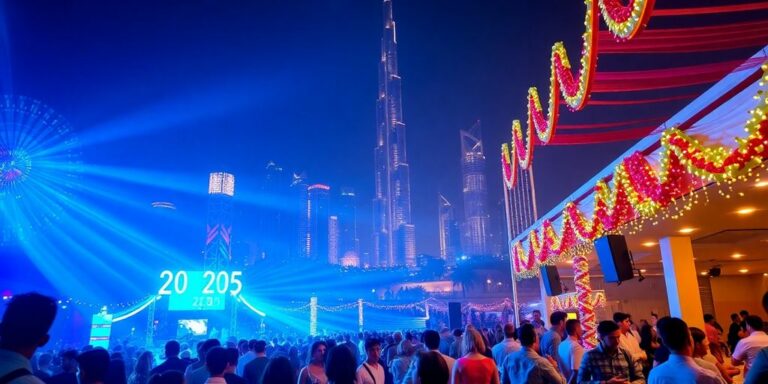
[679, 227, 696, 234]
[739, 268, 749, 274]
[756, 180, 768, 188]
[764, 273, 768, 277]
[732, 253, 744, 259]
[700, 271, 708, 276]
[736, 207, 757, 215]
[642, 241, 657, 247]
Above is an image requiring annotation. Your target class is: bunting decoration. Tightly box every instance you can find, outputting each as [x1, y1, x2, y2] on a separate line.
[510, 63, 768, 277]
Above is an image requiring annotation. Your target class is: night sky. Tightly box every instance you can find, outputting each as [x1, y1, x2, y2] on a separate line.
[2, 0, 760, 258]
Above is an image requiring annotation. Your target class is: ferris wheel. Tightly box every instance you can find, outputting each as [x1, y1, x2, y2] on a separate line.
[0, 95, 82, 241]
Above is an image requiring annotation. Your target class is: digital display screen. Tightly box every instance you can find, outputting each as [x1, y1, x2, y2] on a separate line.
[89, 313, 113, 349]
[167, 271, 225, 311]
[178, 319, 208, 337]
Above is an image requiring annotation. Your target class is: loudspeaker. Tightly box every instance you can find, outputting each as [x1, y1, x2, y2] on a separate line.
[594, 235, 634, 283]
[709, 267, 721, 277]
[540, 265, 563, 296]
[448, 302, 462, 330]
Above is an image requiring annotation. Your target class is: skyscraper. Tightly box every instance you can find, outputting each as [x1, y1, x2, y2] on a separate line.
[338, 188, 360, 261]
[257, 161, 291, 261]
[204, 172, 235, 271]
[438, 194, 461, 265]
[373, 0, 416, 267]
[307, 184, 330, 261]
[328, 215, 339, 264]
[292, 172, 310, 259]
[460, 121, 490, 257]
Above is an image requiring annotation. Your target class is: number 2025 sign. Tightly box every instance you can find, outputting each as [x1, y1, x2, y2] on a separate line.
[158, 270, 243, 311]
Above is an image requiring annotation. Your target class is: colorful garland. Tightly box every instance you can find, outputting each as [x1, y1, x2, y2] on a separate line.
[511, 64, 768, 277]
[501, 0, 655, 189]
[574, 255, 598, 349]
[549, 290, 606, 312]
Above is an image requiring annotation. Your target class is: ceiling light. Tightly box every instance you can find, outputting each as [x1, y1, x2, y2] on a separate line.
[732, 253, 744, 259]
[764, 273, 768, 277]
[756, 180, 768, 188]
[736, 207, 757, 215]
[739, 268, 749, 274]
[679, 227, 696, 234]
[700, 271, 708, 276]
[640, 269, 647, 273]
[642, 241, 657, 247]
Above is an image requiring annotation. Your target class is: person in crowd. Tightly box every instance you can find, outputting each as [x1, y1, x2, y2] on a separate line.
[420, 330, 455, 375]
[222, 348, 245, 384]
[541, 312, 567, 363]
[0, 293, 58, 384]
[356, 339, 384, 384]
[129, 351, 153, 384]
[690, 327, 731, 384]
[733, 315, 768, 376]
[243, 341, 268, 384]
[261, 357, 294, 384]
[384, 332, 403, 367]
[532, 310, 547, 337]
[649, 317, 722, 384]
[451, 326, 499, 384]
[614, 312, 647, 364]
[185, 341, 213, 384]
[448, 329, 463, 360]
[389, 340, 414, 384]
[557, 319, 584, 384]
[49, 350, 78, 384]
[578, 320, 645, 384]
[745, 291, 768, 384]
[501, 323, 564, 384]
[203, 347, 227, 384]
[151, 341, 188, 376]
[147, 371, 184, 384]
[236, 340, 258, 377]
[439, 329, 453, 356]
[237, 341, 248, 358]
[740, 311, 750, 332]
[414, 351, 449, 384]
[33, 353, 53, 381]
[287, 347, 301, 377]
[325, 346, 356, 384]
[297, 341, 327, 384]
[704, 314, 725, 362]
[78, 349, 111, 384]
[727, 314, 743, 353]
[638, 323, 660, 377]
[105, 355, 127, 384]
[491, 324, 520, 372]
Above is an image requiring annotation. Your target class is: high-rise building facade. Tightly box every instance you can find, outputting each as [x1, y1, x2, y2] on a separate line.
[328, 215, 339, 264]
[204, 172, 235, 271]
[373, 0, 416, 267]
[257, 161, 291, 261]
[460, 121, 490, 256]
[438, 194, 461, 265]
[307, 184, 330, 261]
[292, 172, 311, 259]
[338, 188, 359, 262]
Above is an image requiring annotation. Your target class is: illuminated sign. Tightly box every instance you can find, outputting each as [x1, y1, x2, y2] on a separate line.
[89, 313, 113, 349]
[159, 270, 242, 311]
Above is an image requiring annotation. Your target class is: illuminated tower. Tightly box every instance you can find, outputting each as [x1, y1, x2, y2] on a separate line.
[307, 184, 330, 261]
[338, 188, 360, 261]
[328, 215, 339, 264]
[373, 0, 416, 267]
[291, 172, 310, 259]
[204, 172, 235, 271]
[460, 121, 490, 256]
[438, 194, 461, 265]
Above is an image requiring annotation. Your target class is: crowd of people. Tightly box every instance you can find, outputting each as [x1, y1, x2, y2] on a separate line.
[2, 292, 768, 384]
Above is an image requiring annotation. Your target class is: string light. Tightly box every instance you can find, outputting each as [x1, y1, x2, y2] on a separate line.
[510, 63, 768, 277]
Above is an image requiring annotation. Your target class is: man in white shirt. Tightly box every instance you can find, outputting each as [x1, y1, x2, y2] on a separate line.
[0, 293, 58, 384]
[204, 347, 228, 384]
[649, 317, 722, 384]
[732, 315, 768, 376]
[357, 339, 385, 384]
[501, 324, 566, 384]
[409, 330, 455, 384]
[557, 319, 584, 384]
[615, 312, 647, 363]
[492, 324, 521, 371]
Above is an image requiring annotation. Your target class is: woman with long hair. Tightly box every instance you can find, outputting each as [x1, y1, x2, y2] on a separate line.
[297, 341, 328, 384]
[128, 351, 154, 384]
[389, 340, 414, 384]
[639, 324, 659, 377]
[262, 356, 296, 384]
[451, 326, 499, 384]
[324, 346, 356, 384]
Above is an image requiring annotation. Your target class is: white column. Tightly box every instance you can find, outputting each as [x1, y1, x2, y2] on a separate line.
[659, 237, 705, 330]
